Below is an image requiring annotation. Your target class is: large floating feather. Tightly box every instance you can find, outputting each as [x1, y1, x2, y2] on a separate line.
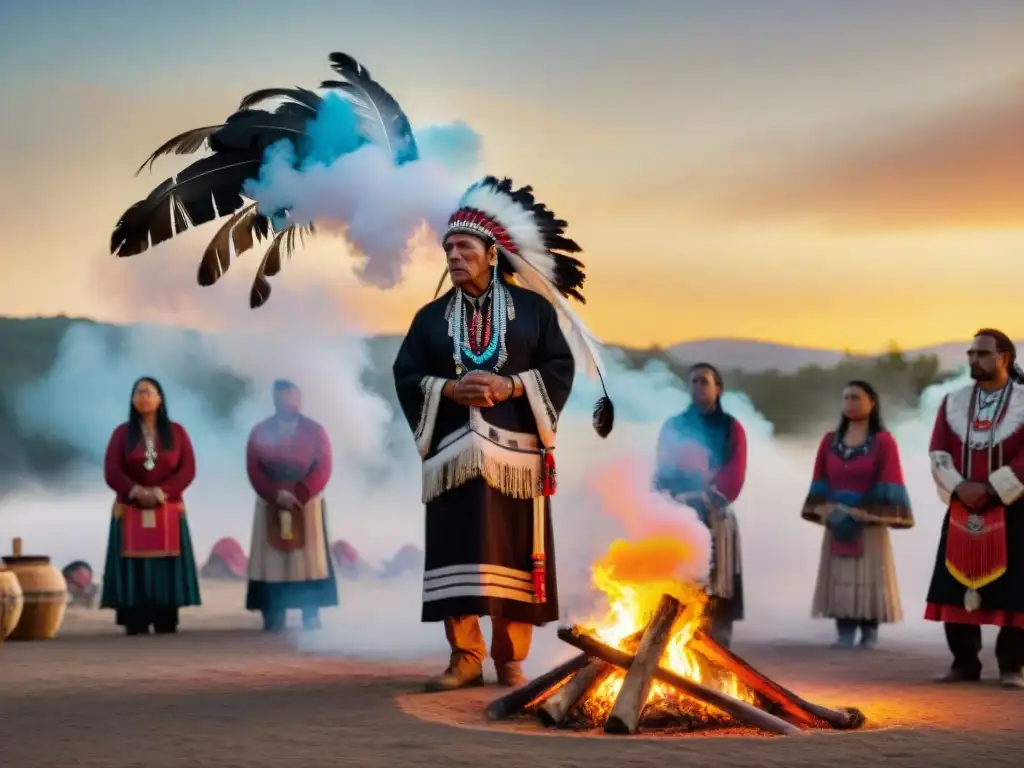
[110, 51, 419, 306]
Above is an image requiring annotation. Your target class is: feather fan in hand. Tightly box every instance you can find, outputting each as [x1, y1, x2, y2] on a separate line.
[110, 52, 419, 308]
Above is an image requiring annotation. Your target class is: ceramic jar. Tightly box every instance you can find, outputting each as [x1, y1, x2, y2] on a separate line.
[2, 538, 68, 640]
[0, 562, 24, 641]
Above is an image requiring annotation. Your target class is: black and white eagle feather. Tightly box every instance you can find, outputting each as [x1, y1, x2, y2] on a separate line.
[110, 52, 418, 308]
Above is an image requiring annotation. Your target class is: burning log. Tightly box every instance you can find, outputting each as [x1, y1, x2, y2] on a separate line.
[604, 593, 685, 734]
[690, 629, 865, 730]
[557, 626, 802, 736]
[484, 653, 591, 721]
[485, 629, 647, 721]
[484, 591, 865, 736]
[537, 659, 613, 727]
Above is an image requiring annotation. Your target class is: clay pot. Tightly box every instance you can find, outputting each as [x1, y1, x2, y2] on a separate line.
[2, 537, 68, 641]
[0, 563, 25, 642]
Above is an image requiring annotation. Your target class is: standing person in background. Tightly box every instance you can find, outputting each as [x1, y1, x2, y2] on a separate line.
[245, 380, 337, 632]
[101, 377, 201, 635]
[926, 329, 1024, 688]
[801, 380, 914, 649]
[653, 363, 747, 649]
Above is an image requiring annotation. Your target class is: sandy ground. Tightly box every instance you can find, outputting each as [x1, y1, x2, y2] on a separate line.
[2, 581, 1023, 768]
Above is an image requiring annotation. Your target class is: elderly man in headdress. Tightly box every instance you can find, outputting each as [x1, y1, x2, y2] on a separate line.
[245, 380, 338, 632]
[393, 177, 614, 692]
[926, 328, 1024, 688]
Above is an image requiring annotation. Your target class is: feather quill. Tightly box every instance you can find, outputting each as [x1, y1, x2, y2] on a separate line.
[112, 153, 263, 257]
[248, 223, 315, 308]
[197, 203, 271, 286]
[237, 86, 321, 115]
[135, 125, 221, 175]
[321, 52, 419, 165]
[207, 110, 309, 154]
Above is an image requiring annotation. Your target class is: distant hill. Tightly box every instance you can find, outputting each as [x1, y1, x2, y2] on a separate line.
[0, 315, 962, 487]
[665, 338, 995, 374]
[666, 339, 849, 373]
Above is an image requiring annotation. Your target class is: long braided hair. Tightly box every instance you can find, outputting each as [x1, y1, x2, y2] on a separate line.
[975, 328, 1024, 384]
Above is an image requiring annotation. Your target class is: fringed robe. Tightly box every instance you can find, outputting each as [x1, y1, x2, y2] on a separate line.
[245, 414, 338, 613]
[801, 430, 914, 623]
[926, 382, 1024, 627]
[653, 406, 747, 621]
[393, 283, 575, 625]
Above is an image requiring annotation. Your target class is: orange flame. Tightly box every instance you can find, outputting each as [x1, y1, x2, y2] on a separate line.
[580, 535, 756, 720]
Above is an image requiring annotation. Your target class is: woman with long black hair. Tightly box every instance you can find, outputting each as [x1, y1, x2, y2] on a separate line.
[801, 380, 915, 649]
[100, 377, 202, 635]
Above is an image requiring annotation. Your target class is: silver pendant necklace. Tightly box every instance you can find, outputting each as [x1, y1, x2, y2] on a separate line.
[142, 426, 158, 471]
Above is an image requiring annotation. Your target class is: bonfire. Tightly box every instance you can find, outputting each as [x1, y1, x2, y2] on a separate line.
[487, 535, 866, 736]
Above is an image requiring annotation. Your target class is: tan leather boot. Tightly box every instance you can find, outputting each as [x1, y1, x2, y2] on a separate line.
[495, 661, 527, 688]
[423, 663, 484, 693]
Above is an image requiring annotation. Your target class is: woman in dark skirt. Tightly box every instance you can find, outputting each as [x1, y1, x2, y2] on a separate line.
[100, 376, 202, 635]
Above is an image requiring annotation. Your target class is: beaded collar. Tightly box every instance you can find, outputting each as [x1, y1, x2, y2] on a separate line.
[446, 278, 515, 375]
[832, 433, 873, 461]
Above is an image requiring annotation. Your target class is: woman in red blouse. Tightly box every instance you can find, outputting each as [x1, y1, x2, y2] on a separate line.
[100, 377, 202, 635]
[801, 381, 914, 649]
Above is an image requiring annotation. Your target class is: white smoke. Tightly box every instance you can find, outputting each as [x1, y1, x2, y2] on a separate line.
[242, 97, 483, 291]
[248, 142, 466, 290]
[0, 246, 976, 673]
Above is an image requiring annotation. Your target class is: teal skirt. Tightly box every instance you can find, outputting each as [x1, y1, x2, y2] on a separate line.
[100, 512, 202, 620]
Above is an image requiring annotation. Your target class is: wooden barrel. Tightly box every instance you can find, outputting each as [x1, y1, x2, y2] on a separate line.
[2, 538, 68, 641]
[0, 565, 25, 642]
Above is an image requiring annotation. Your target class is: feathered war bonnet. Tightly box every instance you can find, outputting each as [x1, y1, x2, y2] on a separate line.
[442, 176, 614, 438]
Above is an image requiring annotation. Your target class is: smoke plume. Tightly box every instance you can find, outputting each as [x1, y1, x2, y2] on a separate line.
[242, 93, 482, 289]
[1, 291, 972, 674]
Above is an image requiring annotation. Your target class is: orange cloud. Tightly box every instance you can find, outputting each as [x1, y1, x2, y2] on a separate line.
[677, 80, 1024, 230]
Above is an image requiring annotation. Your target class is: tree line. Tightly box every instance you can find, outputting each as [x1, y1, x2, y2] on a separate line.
[614, 343, 951, 434]
[0, 317, 953, 487]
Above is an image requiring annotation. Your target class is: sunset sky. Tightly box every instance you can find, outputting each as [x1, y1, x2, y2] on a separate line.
[0, 0, 1022, 351]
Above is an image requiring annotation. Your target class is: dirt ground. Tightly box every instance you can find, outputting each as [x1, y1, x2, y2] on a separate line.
[2, 582, 1023, 768]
